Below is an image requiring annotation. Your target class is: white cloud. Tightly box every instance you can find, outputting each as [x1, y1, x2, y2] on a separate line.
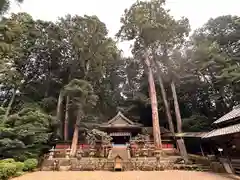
[10, 0, 240, 57]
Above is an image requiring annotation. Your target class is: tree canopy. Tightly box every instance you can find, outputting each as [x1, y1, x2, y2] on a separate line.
[0, 0, 240, 159]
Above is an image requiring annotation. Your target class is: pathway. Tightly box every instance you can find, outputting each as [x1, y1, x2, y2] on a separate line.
[109, 145, 129, 160]
[13, 171, 238, 180]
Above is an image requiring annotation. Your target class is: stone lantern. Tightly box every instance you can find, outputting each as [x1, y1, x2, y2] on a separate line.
[48, 146, 55, 160]
[155, 150, 161, 162]
[135, 150, 140, 161]
[65, 147, 71, 159]
[89, 147, 96, 158]
[142, 144, 148, 158]
[76, 147, 84, 160]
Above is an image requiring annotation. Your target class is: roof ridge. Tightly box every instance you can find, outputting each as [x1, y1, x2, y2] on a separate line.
[107, 111, 134, 125]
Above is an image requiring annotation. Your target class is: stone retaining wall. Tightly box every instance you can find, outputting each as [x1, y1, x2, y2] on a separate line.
[41, 157, 177, 171]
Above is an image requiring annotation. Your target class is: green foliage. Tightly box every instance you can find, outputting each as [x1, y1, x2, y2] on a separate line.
[0, 2, 240, 161]
[0, 107, 6, 115]
[0, 158, 34, 180]
[0, 158, 15, 163]
[86, 129, 112, 145]
[0, 107, 54, 160]
[182, 115, 211, 132]
[0, 0, 24, 15]
[15, 162, 24, 172]
[23, 158, 38, 171]
[117, 0, 190, 54]
[0, 162, 17, 180]
[132, 133, 150, 143]
[13, 171, 25, 177]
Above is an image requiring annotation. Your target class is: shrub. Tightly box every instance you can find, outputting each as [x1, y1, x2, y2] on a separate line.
[15, 162, 24, 172]
[0, 162, 17, 180]
[0, 158, 15, 163]
[13, 171, 25, 177]
[23, 158, 38, 171]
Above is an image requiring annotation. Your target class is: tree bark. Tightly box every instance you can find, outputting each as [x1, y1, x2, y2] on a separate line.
[70, 109, 81, 157]
[56, 90, 64, 139]
[156, 65, 175, 133]
[70, 123, 79, 157]
[145, 51, 162, 149]
[153, 47, 175, 134]
[4, 88, 16, 122]
[170, 81, 182, 133]
[64, 96, 70, 141]
[171, 81, 189, 162]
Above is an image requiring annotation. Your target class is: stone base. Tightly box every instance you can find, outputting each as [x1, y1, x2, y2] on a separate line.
[210, 162, 226, 173]
[59, 166, 71, 171]
[41, 156, 182, 171]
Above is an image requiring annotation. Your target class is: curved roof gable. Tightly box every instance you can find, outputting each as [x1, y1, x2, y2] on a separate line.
[101, 112, 142, 127]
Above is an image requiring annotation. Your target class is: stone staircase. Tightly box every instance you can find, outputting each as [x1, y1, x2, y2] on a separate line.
[108, 145, 129, 160]
[231, 159, 240, 175]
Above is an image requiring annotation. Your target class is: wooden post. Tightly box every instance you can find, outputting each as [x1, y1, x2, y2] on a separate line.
[200, 142, 205, 157]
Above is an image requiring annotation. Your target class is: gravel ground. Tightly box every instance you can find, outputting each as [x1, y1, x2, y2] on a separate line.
[12, 171, 238, 180]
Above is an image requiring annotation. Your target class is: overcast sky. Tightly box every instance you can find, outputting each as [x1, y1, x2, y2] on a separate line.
[10, 0, 240, 56]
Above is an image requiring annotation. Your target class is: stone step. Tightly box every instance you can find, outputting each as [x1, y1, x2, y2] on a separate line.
[109, 146, 129, 160]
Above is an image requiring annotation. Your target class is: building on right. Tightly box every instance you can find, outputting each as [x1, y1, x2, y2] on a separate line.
[202, 105, 240, 174]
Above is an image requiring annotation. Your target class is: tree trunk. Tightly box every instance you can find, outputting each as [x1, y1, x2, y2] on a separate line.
[56, 90, 64, 139]
[145, 51, 162, 149]
[156, 66, 175, 133]
[70, 109, 81, 157]
[171, 81, 189, 162]
[170, 81, 182, 133]
[64, 96, 70, 141]
[70, 123, 79, 157]
[4, 88, 16, 122]
[153, 49, 175, 134]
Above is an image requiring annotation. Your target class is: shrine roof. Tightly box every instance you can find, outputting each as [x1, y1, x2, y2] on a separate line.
[99, 111, 143, 128]
[143, 127, 171, 134]
[175, 132, 207, 138]
[202, 123, 240, 139]
[213, 105, 240, 125]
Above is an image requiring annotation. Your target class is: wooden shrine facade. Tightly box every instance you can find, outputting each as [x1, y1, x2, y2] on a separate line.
[99, 112, 174, 148]
[56, 112, 175, 150]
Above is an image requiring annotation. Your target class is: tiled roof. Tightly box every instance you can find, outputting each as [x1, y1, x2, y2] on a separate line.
[202, 123, 240, 138]
[175, 132, 207, 138]
[100, 112, 143, 128]
[143, 127, 171, 134]
[213, 106, 240, 124]
[107, 111, 135, 125]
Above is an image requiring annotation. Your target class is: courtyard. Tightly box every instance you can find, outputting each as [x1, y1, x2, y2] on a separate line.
[13, 171, 238, 180]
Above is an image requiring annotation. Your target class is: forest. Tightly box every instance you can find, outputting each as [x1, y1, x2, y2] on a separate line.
[0, 0, 240, 161]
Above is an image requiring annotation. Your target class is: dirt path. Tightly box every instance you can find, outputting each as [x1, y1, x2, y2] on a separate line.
[12, 171, 237, 180]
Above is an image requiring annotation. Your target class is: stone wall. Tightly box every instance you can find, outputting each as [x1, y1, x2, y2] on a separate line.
[41, 156, 182, 171]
